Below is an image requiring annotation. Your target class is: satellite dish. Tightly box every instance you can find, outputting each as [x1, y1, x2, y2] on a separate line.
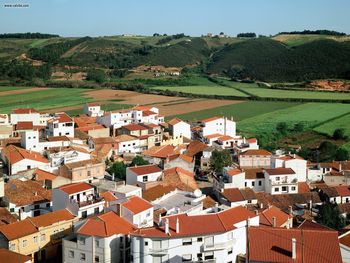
[193, 189, 202, 197]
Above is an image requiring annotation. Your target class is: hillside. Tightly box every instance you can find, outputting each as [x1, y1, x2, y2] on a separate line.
[207, 38, 350, 82]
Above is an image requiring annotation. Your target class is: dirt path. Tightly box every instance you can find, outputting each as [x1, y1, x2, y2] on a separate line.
[0, 87, 49, 96]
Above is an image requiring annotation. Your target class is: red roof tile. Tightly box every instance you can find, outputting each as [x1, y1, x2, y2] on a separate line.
[265, 168, 295, 175]
[59, 182, 93, 195]
[122, 196, 153, 214]
[240, 149, 272, 156]
[143, 145, 176, 158]
[201, 116, 221, 123]
[99, 192, 118, 202]
[128, 164, 162, 175]
[168, 118, 183, 126]
[29, 209, 75, 227]
[33, 169, 57, 181]
[0, 248, 32, 263]
[335, 185, 350, 197]
[259, 206, 291, 227]
[78, 211, 135, 237]
[248, 227, 342, 263]
[227, 168, 243, 176]
[12, 108, 38, 114]
[122, 123, 148, 131]
[16, 121, 33, 130]
[2, 145, 48, 164]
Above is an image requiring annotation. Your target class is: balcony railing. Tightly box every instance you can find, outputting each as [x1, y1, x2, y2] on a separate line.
[76, 197, 104, 208]
[149, 248, 168, 255]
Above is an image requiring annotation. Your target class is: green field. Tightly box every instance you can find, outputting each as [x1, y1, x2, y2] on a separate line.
[238, 103, 350, 137]
[152, 85, 249, 97]
[313, 113, 350, 137]
[166, 101, 300, 122]
[0, 88, 93, 113]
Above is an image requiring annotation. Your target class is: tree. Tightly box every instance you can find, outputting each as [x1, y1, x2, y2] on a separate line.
[87, 69, 106, 83]
[316, 203, 345, 230]
[318, 141, 337, 162]
[109, 161, 126, 180]
[333, 128, 346, 140]
[293, 122, 305, 132]
[276, 122, 288, 135]
[131, 156, 149, 166]
[335, 148, 349, 161]
[209, 150, 232, 173]
[153, 33, 160, 37]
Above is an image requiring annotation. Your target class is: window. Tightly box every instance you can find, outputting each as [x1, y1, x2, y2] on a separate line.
[197, 237, 203, 242]
[94, 207, 99, 215]
[291, 186, 296, 191]
[95, 256, 100, 262]
[80, 253, 86, 261]
[252, 181, 255, 187]
[79, 237, 86, 245]
[228, 248, 233, 254]
[245, 182, 247, 187]
[144, 241, 148, 246]
[258, 180, 262, 186]
[204, 252, 214, 260]
[182, 238, 192, 245]
[34, 204, 40, 209]
[10, 208, 14, 212]
[276, 177, 280, 181]
[46, 203, 50, 208]
[282, 186, 287, 192]
[143, 176, 148, 182]
[274, 187, 279, 192]
[33, 236, 38, 243]
[22, 239, 27, 247]
[68, 250, 74, 258]
[82, 211, 87, 218]
[182, 254, 192, 262]
[41, 234, 46, 241]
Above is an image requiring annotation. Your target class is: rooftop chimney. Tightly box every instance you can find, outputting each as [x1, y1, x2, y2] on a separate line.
[260, 203, 264, 209]
[176, 218, 180, 233]
[272, 216, 276, 227]
[165, 218, 169, 235]
[292, 238, 297, 259]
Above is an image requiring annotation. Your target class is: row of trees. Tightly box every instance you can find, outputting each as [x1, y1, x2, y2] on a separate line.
[0, 32, 59, 39]
[0, 60, 51, 81]
[278, 30, 346, 36]
[156, 33, 188, 45]
[237, 32, 256, 38]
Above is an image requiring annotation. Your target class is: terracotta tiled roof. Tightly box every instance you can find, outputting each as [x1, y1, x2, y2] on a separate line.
[298, 182, 310, 193]
[168, 118, 183, 126]
[49, 112, 73, 123]
[5, 179, 51, 206]
[202, 196, 217, 209]
[240, 188, 257, 201]
[322, 187, 339, 198]
[87, 102, 100, 107]
[334, 185, 350, 197]
[259, 206, 291, 227]
[277, 154, 304, 161]
[77, 124, 106, 132]
[247, 138, 257, 143]
[297, 220, 333, 231]
[185, 140, 207, 157]
[265, 168, 295, 175]
[63, 158, 102, 170]
[0, 208, 17, 226]
[227, 168, 243, 176]
[143, 145, 176, 159]
[115, 134, 138, 142]
[59, 182, 93, 195]
[12, 108, 38, 114]
[78, 211, 135, 237]
[2, 145, 48, 164]
[122, 123, 148, 131]
[133, 105, 153, 111]
[240, 149, 272, 156]
[15, 121, 33, 130]
[248, 227, 342, 263]
[222, 188, 245, 202]
[122, 196, 153, 214]
[339, 231, 350, 248]
[46, 136, 70, 142]
[0, 248, 32, 263]
[244, 168, 264, 179]
[92, 137, 118, 145]
[179, 154, 193, 163]
[99, 192, 118, 202]
[128, 164, 162, 176]
[204, 133, 222, 139]
[338, 203, 350, 214]
[142, 185, 176, 202]
[0, 219, 37, 240]
[142, 110, 157, 117]
[29, 209, 75, 227]
[201, 116, 221, 123]
[33, 169, 57, 181]
[218, 135, 234, 141]
[132, 206, 256, 238]
[163, 167, 198, 192]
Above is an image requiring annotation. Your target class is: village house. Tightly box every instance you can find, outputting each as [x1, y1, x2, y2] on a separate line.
[63, 211, 135, 263]
[142, 144, 179, 167]
[126, 164, 162, 190]
[0, 209, 77, 262]
[52, 183, 105, 219]
[116, 134, 140, 154]
[58, 159, 105, 183]
[76, 124, 110, 138]
[259, 205, 293, 228]
[247, 227, 342, 263]
[83, 102, 104, 117]
[10, 108, 41, 126]
[130, 206, 259, 263]
[239, 149, 272, 168]
[197, 116, 236, 138]
[0, 114, 9, 125]
[46, 112, 75, 137]
[1, 145, 49, 175]
[218, 187, 257, 207]
[2, 179, 52, 220]
[213, 167, 245, 191]
[168, 118, 191, 140]
[264, 168, 298, 195]
[46, 146, 91, 168]
[164, 153, 194, 172]
[272, 153, 307, 182]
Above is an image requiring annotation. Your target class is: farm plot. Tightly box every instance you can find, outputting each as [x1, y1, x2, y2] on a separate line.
[166, 101, 299, 122]
[238, 103, 350, 137]
[313, 113, 350, 138]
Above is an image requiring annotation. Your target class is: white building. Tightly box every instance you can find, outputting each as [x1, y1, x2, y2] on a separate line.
[168, 118, 191, 140]
[213, 167, 245, 191]
[131, 206, 259, 263]
[119, 196, 154, 228]
[239, 149, 272, 168]
[63, 211, 135, 263]
[126, 164, 162, 189]
[46, 146, 91, 168]
[272, 154, 307, 182]
[115, 134, 140, 154]
[10, 108, 41, 125]
[264, 168, 298, 195]
[200, 116, 236, 137]
[0, 114, 9, 125]
[52, 182, 105, 219]
[83, 103, 104, 117]
[46, 112, 74, 137]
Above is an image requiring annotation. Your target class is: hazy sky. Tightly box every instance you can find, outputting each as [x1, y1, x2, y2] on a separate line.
[0, 0, 349, 37]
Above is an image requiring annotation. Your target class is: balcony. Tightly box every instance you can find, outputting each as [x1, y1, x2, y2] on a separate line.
[201, 239, 234, 251]
[74, 197, 104, 208]
[148, 247, 168, 255]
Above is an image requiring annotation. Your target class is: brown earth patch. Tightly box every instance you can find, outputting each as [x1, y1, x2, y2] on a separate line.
[309, 80, 350, 92]
[0, 87, 49, 96]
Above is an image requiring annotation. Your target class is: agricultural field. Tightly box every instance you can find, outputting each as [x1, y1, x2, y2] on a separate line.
[238, 103, 350, 137]
[166, 101, 300, 122]
[152, 85, 248, 97]
[313, 113, 350, 138]
[272, 34, 350, 47]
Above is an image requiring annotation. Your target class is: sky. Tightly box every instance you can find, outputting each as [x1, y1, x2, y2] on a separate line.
[0, 0, 349, 37]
